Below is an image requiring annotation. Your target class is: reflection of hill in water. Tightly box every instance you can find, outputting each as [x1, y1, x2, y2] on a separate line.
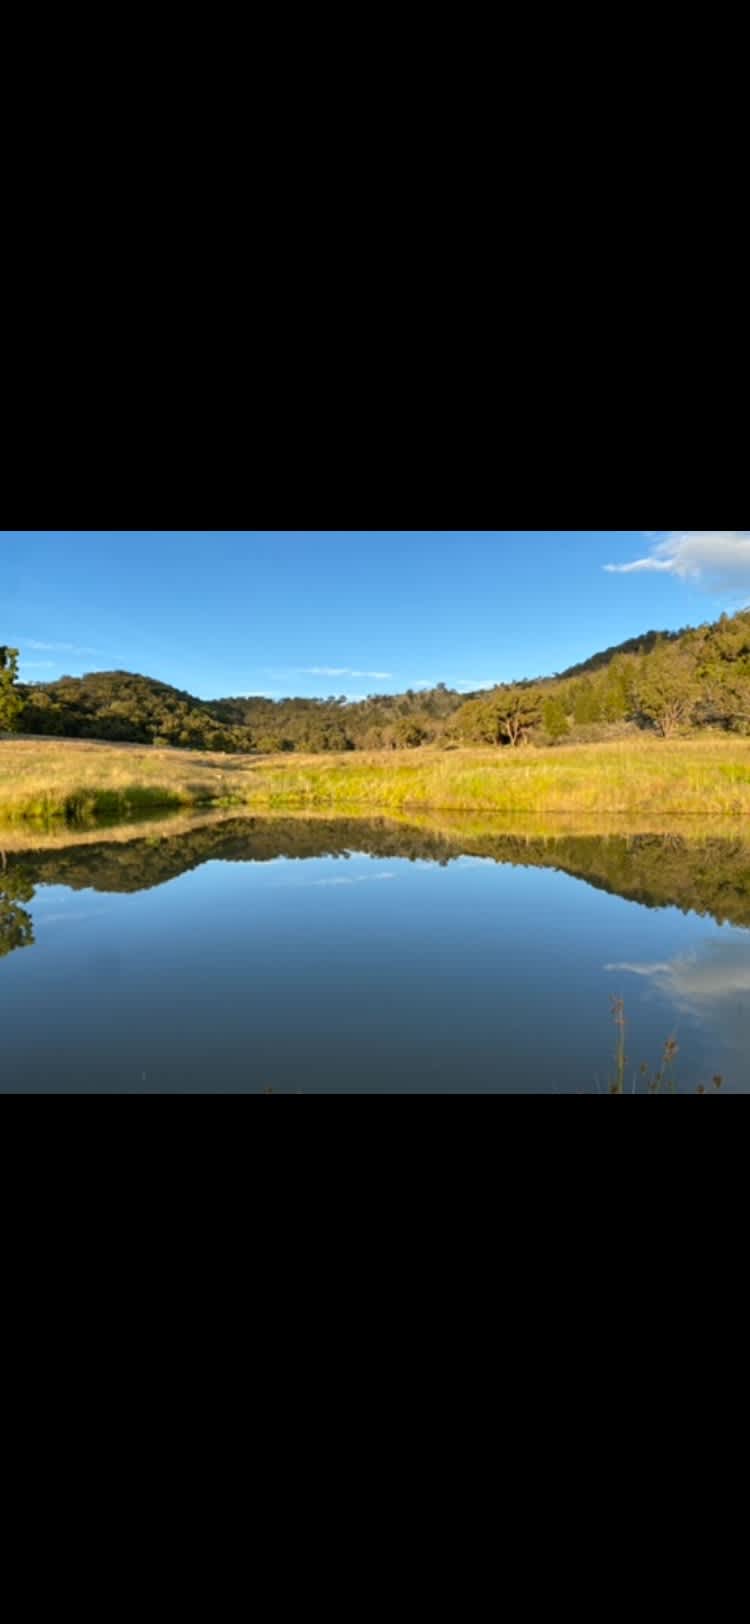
[3, 817, 750, 960]
[0, 863, 35, 958]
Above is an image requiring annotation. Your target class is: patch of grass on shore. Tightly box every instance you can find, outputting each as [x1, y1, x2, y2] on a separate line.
[0, 780, 197, 825]
[0, 738, 232, 824]
[3, 734, 750, 825]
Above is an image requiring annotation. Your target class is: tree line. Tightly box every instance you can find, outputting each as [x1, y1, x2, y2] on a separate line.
[2, 611, 750, 752]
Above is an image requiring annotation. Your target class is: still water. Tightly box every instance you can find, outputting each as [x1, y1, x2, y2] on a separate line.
[2, 815, 749, 1092]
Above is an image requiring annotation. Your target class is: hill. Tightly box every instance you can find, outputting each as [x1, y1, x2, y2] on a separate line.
[11, 609, 750, 752]
[556, 626, 683, 679]
[17, 669, 242, 752]
[16, 668, 470, 752]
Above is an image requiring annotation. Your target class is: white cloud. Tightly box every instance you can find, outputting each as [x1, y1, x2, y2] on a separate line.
[26, 639, 100, 655]
[604, 531, 750, 591]
[22, 659, 56, 669]
[605, 961, 672, 978]
[271, 870, 396, 889]
[303, 667, 393, 680]
[264, 666, 394, 685]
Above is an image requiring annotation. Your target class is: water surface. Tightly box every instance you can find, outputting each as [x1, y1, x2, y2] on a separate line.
[2, 815, 749, 1092]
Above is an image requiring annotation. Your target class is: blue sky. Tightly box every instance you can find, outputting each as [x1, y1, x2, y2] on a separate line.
[3, 531, 748, 699]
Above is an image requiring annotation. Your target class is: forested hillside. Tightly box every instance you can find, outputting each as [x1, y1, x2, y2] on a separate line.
[9, 610, 750, 753]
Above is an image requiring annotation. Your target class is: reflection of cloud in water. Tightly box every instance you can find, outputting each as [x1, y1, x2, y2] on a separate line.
[606, 936, 750, 1062]
[42, 910, 111, 925]
[271, 871, 396, 890]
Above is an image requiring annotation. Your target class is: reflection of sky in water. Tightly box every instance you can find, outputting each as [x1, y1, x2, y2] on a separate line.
[1, 854, 749, 1092]
[607, 933, 750, 1066]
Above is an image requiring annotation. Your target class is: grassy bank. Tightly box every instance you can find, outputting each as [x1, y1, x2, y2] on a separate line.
[3, 734, 750, 824]
[0, 737, 236, 823]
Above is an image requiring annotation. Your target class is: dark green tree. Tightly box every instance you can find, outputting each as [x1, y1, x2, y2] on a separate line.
[599, 655, 635, 722]
[542, 695, 570, 740]
[572, 679, 603, 726]
[458, 687, 542, 747]
[0, 647, 21, 733]
[696, 614, 750, 731]
[394, 718, 428, 748]
[634, 645, 698, 737]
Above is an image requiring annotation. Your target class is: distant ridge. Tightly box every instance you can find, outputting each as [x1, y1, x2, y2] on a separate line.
[557, 626, 683, 680]
[11, 609, 750, 751]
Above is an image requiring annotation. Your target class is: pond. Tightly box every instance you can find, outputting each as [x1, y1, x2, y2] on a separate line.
[2, 814, 749, 1092]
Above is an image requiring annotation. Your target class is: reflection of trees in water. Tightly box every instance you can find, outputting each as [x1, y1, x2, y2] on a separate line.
[0, 857, 34, 959]
[2, 819, 750, 935]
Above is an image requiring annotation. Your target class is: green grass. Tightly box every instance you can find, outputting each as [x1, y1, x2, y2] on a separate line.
[4, 734, 750, 825]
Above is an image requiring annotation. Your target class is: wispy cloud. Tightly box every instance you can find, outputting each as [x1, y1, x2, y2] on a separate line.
[310, 871, 395, 887]
[26, 639, 101, 655]
[42, 910, 111, 926]
[271, 870, 396, 889]
[301, 667, 393, 680]
[604, 531, 750, 592]
[264, 665, 393, 683]
[21, 659, 56, 670]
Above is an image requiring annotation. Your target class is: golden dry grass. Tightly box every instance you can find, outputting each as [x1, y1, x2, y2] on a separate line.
[3, 733, 750, 824]
[0, 737, 245, 821]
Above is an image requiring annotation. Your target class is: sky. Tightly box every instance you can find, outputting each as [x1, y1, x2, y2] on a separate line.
[2, 531, 749, 700]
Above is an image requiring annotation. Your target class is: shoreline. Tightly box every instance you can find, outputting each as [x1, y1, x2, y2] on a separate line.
[3, 734, 750, 826]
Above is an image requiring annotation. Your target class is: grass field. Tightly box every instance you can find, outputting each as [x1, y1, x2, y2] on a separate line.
[3, 734, 750, 824]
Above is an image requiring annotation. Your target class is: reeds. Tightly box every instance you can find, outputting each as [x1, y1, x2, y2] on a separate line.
[606, 999, 724, 1094]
